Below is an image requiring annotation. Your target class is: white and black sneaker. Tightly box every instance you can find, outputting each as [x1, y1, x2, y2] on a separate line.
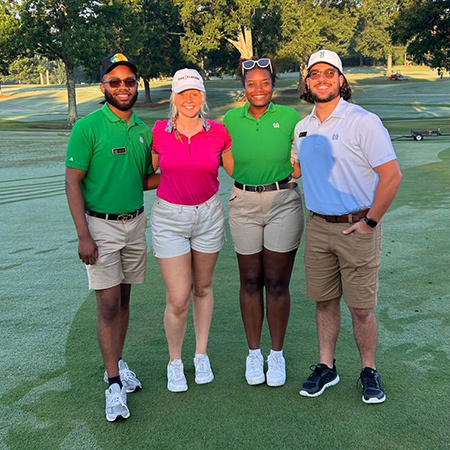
[299, 360, 340, 397]
[103, 360, 142, 393]
[360, 367, 386, 404]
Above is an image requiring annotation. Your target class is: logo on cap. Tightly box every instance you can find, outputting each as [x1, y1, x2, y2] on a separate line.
[320, 51, 325, 58]
[111, 53, 128, 63]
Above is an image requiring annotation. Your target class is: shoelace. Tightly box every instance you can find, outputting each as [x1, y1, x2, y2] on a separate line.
[267, 355, 282, 372]
[307, 364, 326, 380]
[120, 368, 137, 381]
[107, 391, 125, 407]
[358, 371, 379, 389]
[195, 357, 207, 373]
[170, 362, 184, 380]
[248, 354, 262, 371]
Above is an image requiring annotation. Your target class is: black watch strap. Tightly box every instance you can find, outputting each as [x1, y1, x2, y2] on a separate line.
[364, 216, 378, 228]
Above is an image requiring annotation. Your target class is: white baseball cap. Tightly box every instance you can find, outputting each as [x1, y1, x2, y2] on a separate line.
[307, 50, 343, 73]
[172, 68, 205, 93]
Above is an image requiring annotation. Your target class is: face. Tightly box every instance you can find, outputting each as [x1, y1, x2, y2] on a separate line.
[244, 68, 273, 108]
[100, 65, 138, 112]
[306, 63, 343, 104]
[174, 89, 203, 118]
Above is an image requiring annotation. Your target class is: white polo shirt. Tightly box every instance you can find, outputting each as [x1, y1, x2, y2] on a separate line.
[293, 98, 397, 215]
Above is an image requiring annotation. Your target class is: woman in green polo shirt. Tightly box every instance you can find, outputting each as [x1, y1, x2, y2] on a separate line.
[222, 57, 304, 388]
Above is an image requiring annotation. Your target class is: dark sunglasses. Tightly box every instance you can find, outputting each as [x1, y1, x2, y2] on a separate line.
[242, 58, 272, 75]
[102, 78, 137, 88]
[308, 69, 338, 80]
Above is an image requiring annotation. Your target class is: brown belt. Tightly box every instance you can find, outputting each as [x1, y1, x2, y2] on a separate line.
[311, 209, 369, 223]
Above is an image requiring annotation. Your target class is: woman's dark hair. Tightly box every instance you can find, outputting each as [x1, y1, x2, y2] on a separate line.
[300, 71, 352, 103]
[236, 56, 278, 86]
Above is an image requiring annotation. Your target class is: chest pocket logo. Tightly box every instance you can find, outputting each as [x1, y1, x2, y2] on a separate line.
[273, 123, 280, 128]
[140, 136, 144, 143]
[332, 134, 339, 140]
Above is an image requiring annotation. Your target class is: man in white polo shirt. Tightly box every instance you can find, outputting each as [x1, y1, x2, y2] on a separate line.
[293, 50, 402, 404]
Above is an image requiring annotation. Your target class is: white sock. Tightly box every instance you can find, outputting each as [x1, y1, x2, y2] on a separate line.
[270, 349, 283, 358]
[249, 348, 262, 357]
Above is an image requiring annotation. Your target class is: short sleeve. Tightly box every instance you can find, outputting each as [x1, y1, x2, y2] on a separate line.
[65, 119, 93, 170]
[221, 124, 232, 153]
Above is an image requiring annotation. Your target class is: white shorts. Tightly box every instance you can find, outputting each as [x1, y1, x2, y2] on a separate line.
[151, 193, 225, 258]
[85, 212, 147, 290]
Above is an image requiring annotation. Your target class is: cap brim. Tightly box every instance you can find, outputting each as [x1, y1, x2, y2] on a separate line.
[172, 84, 205, 94]
[103, 61, 137, 77]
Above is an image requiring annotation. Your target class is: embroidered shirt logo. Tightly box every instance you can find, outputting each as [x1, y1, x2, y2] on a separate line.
[332, 134, 339, 140]
[140, 136, 144, 143]
[273, 123, 280, 128]
[69, 156, 73, 161]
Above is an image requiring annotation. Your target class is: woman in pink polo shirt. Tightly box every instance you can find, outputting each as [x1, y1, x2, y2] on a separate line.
[151, 68, 232, 393]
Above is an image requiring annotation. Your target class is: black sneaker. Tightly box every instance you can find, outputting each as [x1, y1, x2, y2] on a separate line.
[359, 367, 386, 404]
[299, 360, 340, 397]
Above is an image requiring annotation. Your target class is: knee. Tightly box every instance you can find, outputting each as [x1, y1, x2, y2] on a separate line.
[192, 282, 212, 299]
[98, 301, 120, 323]
[241, 276, 264, 295]
[166, 296, 190, 318]
[265, 277, 286, 298]
[350, 307, 374, 323]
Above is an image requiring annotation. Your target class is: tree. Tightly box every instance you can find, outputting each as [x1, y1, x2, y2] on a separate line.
[175, 0, 269, 64]
[6, 0, 105, 126]
[352, 0, 399, 75]
[0, 1, 21, 75]
[393, 0, 450, 74]
[277, 0, 357, 86]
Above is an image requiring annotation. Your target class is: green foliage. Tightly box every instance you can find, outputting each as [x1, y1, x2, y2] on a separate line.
[393, 0, 450, 74]
[352, 0, 398, 61]
[0, 1, 21, 74]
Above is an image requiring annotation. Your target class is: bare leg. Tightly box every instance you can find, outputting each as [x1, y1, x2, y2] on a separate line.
[97, 284, 123, 378]
[263, 248, 297, 351]
[158, 253, 192, 361]
[316, 297, 341, 368]
[117, 283, 131, 359]
[191, 250, 219, 355]
[236, 252, 264, 349]
[349, 306, 378, 369]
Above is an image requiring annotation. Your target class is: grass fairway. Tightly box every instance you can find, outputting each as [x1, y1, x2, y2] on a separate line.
[1, 66, 450, 449]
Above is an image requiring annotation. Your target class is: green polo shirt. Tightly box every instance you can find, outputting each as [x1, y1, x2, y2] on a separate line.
[223, 102, 300, 185]
[66, 104, 152, 213]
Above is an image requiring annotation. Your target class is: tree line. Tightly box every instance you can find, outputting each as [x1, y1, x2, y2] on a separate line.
[0, 0, 448, 127]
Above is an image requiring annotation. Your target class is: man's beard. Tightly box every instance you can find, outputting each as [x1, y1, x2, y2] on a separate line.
[104, 89, 138, 111]
[310, 87, 340, 104]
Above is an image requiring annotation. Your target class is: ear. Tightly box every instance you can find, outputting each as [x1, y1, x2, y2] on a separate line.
[339, 74, 344, 87]
[100, 82, 105, 94]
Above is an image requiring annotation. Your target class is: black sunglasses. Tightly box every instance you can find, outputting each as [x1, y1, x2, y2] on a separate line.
[242, 58, 272, 76]
[102, 78, 137, 88]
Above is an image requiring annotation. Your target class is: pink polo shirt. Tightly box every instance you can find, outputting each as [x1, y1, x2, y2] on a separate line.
[152, 118, 232, 205]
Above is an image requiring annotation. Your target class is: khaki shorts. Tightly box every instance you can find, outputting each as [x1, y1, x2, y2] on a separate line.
[151, 193, 225, 258]
[304, 212, 383, 308]
[86, 212, 147, 290]
[228, 184, 304, 255]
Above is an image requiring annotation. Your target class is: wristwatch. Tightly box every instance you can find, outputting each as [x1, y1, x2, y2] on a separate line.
[364, 217, 378, 228]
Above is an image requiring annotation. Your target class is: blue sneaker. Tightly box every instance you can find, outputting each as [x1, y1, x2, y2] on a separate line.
[300, 360, 340, 397]
[360, 367, 386, 404]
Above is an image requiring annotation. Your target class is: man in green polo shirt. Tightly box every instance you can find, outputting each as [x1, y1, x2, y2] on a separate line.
[65, 53, 158, 422]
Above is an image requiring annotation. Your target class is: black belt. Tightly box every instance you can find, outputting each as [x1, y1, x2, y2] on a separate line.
[311, 209, 369, 223]
[234, 176, 297, 192]
[85, 206, 144, 222]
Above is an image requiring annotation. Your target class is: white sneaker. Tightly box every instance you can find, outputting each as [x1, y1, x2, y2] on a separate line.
[167, 359, 188, 392]
[105, 383, 130, 422]
[266, 352, 286, 387]
[194, 354, 214, 384]
[245, 352, 265, 385]
[103, 360, 142, 393]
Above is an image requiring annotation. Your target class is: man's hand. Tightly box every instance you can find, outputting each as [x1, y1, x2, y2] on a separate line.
[78, 235, 98, 265]
[343, 219, 374, 235]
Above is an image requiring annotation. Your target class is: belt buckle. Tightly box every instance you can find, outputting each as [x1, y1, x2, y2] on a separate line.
[256, 185, 265, 193]
[117, 213, 133, 222]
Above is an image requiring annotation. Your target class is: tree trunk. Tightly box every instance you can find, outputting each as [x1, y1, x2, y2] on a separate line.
[39, 72, 44, 85]
[297, 63, 307, 92]
[387, 53, 393, 76]
[226, 26, 253, 59]
[65, 60, 78, 127]
[143, 79, 151, 103]
[46, 70, 50, 85]
[360, 55, 364, 67]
